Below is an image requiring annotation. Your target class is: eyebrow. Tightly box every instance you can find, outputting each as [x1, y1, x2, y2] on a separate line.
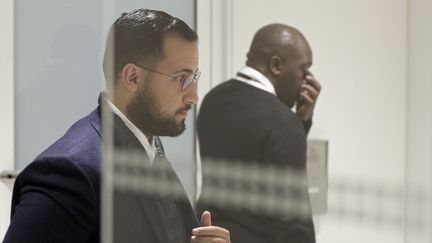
[171, 68, 195, 75]
[303, 62, 312, 69]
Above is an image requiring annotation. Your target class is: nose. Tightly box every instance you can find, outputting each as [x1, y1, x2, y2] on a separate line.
[183, 83, 198, 105]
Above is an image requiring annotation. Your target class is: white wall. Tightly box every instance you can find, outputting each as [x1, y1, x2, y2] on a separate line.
[406, 0, 432, 242]
[198, 0, 411, 242]
[232, 0, 407, 185]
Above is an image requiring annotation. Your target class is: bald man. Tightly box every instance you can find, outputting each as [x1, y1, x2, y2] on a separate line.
[197, 24, 321, 243]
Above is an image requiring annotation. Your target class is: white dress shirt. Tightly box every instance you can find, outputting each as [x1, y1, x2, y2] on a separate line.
[235, 66, 276, 96]
[105, 98, 156, 163]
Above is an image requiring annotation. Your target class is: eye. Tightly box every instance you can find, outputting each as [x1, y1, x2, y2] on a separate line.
[177, 73, 194, 83]
[175, 74, 188, 83]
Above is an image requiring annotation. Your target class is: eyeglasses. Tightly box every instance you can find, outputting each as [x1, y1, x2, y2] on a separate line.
[134, 63, 200, 91]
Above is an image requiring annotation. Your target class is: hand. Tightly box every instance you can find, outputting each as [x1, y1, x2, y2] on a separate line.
[296, 73, 322, 121]
[191, 211, 231, 243]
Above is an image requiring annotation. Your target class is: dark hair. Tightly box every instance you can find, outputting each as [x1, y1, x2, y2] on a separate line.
[102, 9, 198, 85]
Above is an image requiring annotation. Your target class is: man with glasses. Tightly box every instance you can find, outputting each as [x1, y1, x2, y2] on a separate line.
[4, 9, 230, 243]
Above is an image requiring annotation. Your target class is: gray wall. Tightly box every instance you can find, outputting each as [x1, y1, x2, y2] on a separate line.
[14, 0, 196, 199]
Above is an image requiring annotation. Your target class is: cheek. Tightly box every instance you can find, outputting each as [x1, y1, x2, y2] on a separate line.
[293, 69, 304, 82]
[292, 71, 304, 89]
[158, 90, 184, 115]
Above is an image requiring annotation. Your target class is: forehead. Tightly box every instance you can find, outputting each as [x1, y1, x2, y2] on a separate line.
[303, 41, 313, 63]
[157, 33, 198, 70]
[292, 40, 313, 67]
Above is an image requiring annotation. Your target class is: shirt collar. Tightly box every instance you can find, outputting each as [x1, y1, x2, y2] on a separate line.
[104, 97, 156, 163]
[235, 66, 276, 96]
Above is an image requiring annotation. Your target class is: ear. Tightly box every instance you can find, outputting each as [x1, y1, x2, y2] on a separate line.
[269, 55, 282, 76]
[120, 63, 141, 92]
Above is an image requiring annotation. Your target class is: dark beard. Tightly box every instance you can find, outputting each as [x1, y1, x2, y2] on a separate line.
[126, 77, 187, 137]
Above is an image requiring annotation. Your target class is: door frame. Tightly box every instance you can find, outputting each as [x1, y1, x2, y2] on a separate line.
[0, 0, 15, 239]
[195, 0, 234, 198]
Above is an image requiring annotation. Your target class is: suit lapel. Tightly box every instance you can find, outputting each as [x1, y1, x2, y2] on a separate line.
[154, 136, 200, 232]
[94, 96, 168, 242]
[111, 114, 169, 242]
[96, 94, 198, 241]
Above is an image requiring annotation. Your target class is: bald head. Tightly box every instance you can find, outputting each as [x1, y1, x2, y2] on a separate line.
[246, 24, 313, 108]
[246, 24, 309, 69]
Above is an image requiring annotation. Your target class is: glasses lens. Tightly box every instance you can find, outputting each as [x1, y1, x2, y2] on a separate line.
[182, 76, 193, 90]
[182, 71, 201, 90]
[195, 71, 201, 83]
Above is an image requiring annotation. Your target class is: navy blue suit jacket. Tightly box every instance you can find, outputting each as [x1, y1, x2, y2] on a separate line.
[4, 107, 102, 243]
[3, 101, 198, 243]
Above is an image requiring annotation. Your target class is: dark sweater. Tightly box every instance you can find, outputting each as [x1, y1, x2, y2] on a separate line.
[197, 80, 315, 243]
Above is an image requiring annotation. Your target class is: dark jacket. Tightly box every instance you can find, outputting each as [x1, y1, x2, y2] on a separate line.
[4, 97, 198, 243]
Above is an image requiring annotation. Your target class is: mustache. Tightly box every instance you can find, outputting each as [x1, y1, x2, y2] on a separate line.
[176, 105, 192, 114]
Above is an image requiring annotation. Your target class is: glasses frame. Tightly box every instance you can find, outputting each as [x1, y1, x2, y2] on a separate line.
[133, 63, 200, 91]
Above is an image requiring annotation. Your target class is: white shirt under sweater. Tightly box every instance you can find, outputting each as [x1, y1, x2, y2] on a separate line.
[235, 66, 276, 96]
[105, 98, 156, 163]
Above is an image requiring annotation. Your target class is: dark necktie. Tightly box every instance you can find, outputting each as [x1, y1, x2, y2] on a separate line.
[152, 136, 186, 243]
[154, 136, 167, 160]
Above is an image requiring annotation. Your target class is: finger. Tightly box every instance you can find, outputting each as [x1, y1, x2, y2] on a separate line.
[192, 226, 230, 239]
[296, 93, 304, 104]
[305, 70, 314, 78]
[191, 235, 227, 243]
[300, 84, 319, 100]
[299, 91, 314, 105]
[305, 74, 322, 92]
[211, 239, 227, 243]
[200, 211, 212, 226]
